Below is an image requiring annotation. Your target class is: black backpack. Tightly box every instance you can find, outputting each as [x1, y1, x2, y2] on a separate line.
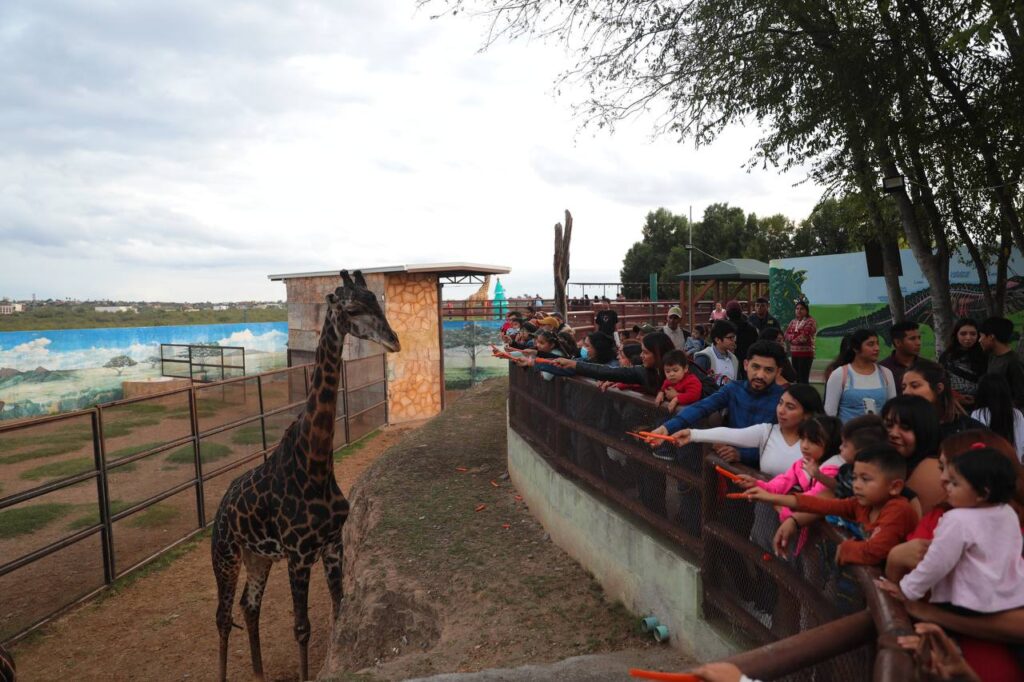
[687, 360, 720, 399]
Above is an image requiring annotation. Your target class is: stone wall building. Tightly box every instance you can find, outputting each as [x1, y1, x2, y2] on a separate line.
[268, 263, 509, 427]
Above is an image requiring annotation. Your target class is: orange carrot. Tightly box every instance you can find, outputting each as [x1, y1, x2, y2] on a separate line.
[715, 465, 741, 482]
[455, 467, 468, 472]
[628, 669, 701, 681]
[514, 495, 523, 501]
[637, 431, 678, 443]
[502, 523, 510, 529]
[489, 480, 499, 488]
[534, 357, 557, 365]
[725, 493, 751, 500]
[474, 503, 486, 512]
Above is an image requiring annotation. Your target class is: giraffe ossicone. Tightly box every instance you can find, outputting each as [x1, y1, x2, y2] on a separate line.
[212, 269, 399, 682]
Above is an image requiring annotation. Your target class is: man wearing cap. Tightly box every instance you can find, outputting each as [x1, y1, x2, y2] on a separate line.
[662, 305, 688, 350]
[747, 297, 779, 334]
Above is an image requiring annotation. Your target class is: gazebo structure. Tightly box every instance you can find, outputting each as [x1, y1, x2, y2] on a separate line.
[676, 258, 770, 329]
[269, 263, 509, 426]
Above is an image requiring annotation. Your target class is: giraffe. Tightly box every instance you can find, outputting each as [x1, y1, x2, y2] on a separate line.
[0, 643, 14, 682]
[211, 270, 400, 682]
[464, 274, 491, 314]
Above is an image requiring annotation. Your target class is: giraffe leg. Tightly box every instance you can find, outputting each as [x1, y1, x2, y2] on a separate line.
[240, 551, 273, 681]
[321, 539, 344, 622]
[212, 533, 242, 682]
[287, 560, 313, 681]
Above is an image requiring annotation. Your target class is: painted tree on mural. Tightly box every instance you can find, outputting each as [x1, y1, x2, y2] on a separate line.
[104, 355, 137, 376]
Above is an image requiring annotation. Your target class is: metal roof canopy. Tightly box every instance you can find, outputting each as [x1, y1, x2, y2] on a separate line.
[268, 262, 511, 285]
[675, 258, 769, 281]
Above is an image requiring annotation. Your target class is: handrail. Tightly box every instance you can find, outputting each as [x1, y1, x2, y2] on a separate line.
[506, 365, 916, 680]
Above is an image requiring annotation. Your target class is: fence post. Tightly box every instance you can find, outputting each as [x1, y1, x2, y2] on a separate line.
[189, 383, 206, 528]
[341, 358, 351, 446]
[91, 408, 116, 584]
[257, 375, 268, 454]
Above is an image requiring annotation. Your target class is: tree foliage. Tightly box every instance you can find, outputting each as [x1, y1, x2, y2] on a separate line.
[429, 0, 1024, 344]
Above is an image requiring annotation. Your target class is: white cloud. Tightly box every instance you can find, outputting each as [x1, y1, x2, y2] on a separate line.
[0, 1, 825, 302]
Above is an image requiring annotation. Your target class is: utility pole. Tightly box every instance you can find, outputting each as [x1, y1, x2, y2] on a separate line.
[688, 205, 694, 333]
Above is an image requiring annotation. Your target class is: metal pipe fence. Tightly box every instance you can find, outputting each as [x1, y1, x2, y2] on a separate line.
[507, 366, 914, 680]
[0, 355, 387, 645]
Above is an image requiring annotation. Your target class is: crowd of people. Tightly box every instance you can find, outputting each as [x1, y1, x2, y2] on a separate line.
[500, 299, 1024, 682]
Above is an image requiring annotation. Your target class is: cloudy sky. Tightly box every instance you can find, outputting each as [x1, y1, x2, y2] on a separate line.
[0, 1, 823, 302]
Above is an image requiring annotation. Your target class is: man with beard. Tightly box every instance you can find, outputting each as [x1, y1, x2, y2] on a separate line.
[649, 340, 786, 468]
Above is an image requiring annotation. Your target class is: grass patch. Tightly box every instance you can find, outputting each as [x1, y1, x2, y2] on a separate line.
[115, 402, 168, 416]
[20, 457, 94, 481]
[126, 503, 179, 528]
[66, 500, 133, 531]
[334, 429, 380, 463]
[107, 441, 164, 461]
[0, 503, 74, 538]
[166, 442, 232, 465]
[102, 416, 163, 439]
[230, 424, 265, 445]
[0, 427, 93, 464]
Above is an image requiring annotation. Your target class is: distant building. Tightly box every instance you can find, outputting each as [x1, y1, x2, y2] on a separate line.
[0, 302, 22, 315]
[212, 304, 229, 311]
[95, 306, 136, 313]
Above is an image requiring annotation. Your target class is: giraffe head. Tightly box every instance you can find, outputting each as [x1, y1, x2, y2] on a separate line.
[327, 270, 401, 352]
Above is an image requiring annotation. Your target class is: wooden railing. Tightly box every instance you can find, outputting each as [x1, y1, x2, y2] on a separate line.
[506, 365, 915, 680]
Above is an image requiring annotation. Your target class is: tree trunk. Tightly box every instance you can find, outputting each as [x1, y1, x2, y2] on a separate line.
[877, 148, 954, 351]
[880, 236, 906, 322]
[995, 229, 1012, 317]
[553, 210, 572, 315]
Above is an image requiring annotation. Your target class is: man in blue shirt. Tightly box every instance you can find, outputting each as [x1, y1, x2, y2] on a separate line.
[649, 340, 787, 467]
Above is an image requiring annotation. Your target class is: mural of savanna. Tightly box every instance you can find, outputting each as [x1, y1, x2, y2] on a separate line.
[0, 322, 287, 420]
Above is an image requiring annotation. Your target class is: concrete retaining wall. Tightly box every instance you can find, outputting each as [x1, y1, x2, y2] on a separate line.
[507, 424, 739, 661]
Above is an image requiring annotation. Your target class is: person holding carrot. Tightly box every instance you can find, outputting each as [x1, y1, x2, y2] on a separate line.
[742, 446, 918, 566]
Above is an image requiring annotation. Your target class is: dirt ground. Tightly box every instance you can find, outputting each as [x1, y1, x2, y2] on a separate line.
[9, 382, 683, 681]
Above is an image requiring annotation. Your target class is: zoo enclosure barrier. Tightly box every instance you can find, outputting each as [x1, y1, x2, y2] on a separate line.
[0, 354, 387, 645]
[160, 343, 246, 382]
[507, 366, 915, 681]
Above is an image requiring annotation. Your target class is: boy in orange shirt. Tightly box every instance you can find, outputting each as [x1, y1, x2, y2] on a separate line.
[744, 445, 918, 565]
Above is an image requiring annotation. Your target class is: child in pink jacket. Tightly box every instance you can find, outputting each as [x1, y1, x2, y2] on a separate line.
[735, 416, 844, 555]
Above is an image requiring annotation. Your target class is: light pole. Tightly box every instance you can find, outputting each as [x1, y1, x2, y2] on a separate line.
[687, 205, 694, 333]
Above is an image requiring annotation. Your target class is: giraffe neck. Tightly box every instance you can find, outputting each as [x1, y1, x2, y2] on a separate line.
[298, 312, 345, 480]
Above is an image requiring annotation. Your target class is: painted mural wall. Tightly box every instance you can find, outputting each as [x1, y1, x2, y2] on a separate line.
[442, 320, 508, 388]
[769, 248, 1024, 366]
[0, 322, 287, 420]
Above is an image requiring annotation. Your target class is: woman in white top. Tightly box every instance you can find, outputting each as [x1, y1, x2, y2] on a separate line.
[971, 373, 1024, 462]
[824, 329, 896, 423]
[675, 384, 828, 556]
[674, 384, 825, 475]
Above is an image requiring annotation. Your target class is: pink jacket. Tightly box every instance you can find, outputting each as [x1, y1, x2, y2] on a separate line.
[757, 456, 841, 555]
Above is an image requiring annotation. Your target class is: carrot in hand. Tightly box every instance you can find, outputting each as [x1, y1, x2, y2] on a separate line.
[629, 669, 700, 681]
[715, 465, 741, 482]
[725, 492, 751, 500]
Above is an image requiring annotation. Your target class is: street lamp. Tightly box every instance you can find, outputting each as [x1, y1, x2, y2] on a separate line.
[882, 175, 905, 193]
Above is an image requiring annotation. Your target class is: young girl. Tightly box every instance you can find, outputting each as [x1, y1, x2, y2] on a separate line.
[732, 415, 844, 555]
[880, 446, 1024, 622]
